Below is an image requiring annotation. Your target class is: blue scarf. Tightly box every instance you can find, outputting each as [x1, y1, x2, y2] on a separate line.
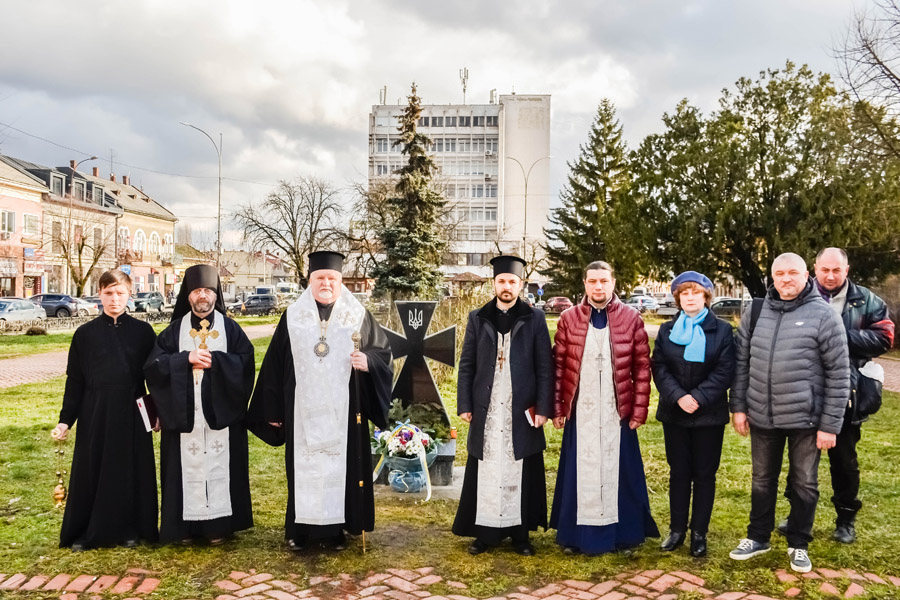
[669, 307, 708, 363]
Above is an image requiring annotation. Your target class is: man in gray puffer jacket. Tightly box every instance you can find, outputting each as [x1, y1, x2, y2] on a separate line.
[728, 253, 850, 574]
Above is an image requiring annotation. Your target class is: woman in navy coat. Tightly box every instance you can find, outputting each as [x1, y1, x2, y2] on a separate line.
[651, 271, 736, 557]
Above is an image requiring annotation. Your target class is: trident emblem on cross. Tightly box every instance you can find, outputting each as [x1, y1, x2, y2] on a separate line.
[189, 318, 218, 385]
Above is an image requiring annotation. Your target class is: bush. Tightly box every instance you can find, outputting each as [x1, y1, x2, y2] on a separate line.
[25, 326, 47, 336]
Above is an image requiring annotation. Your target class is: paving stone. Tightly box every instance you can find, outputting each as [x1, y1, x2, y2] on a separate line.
[819, 584, 841, 597]
[744, 595, 781, 600]
[446, 582, 468, 590]
[597, 593, 627, 600]
[588, 582, 619, 596]
[66, 575, 97, 592]
[0, 573, 27, 590]
[670, 571, 705, 587]
[485, 597, 507, 600]
[784, 588, 801, 598]
[802, 572, 821, 579]
[422, 597, 449, 600]
[266, 591, 302, 600]
[841, 569, 867, 582]
[678, 582, 700, 593]
[647, 575, 681, 592]
[844, 583, 866, 598]
[889, 576, 900, 587]
[232, 572, 253, 581]
[361, 574, 392, 588]
[113, 576, 141, 593]
[271, 580, 300, 592]
[244, 574, 275, 585]
[360, 586, 391, 597]
[627, 575, 651, 586]
[135, 577, 161, 594]
[385, 576, 421, 592]
[310, 576, 333, 586]
[217, 596, 239, 600]
[646, 593, 659, 599]
[562, 588, 597, 600]
[562, 580, 595, 591]
[618, 584, 646, 595]
[640, 571, 663, 579]
[416, 568, 435, 576]
[714, 593, 746, 600]
[218, 580, 244, 591]
[415, 575, 443, 585]
[533, 583, 566, 598]
[20, 576, 50, 591]
[60, 595, 79, 600]
[384, 591, 419, 600]
[819, 568, 844, 579]
[388, 569, 422, 582]
[88, 575, 119, 592]
[775, 570, 798, 583]
[413, 592, 432, 597]
[657, 596, 678, 600]
[517, 588, 532, 594]
[864, 573, 887, 584]
[296, 592, 316, 598]
[237, 584, 274, 597]
[509, 594, 539, 600]
[0, 575, 6, 585]
[447, 595, 476, 600]
[127, 568, 158, 575]
[43, 574, 73, 591]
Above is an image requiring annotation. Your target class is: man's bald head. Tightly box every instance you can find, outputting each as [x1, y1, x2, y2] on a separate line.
[771, 253, 809, 300]
[815, 247, 850, 291]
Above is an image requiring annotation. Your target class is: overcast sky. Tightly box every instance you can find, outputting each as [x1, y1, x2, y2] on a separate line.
[0, 0, 865, 248]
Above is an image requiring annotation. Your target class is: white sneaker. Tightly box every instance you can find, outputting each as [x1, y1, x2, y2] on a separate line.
[787, 547, 812, 573]
[729, 538, 771, 560]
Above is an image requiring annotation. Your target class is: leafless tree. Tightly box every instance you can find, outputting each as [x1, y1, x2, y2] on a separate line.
[233, 176, 344, 281]
[837, 0, 900, 159]
[487, 226, 550, 281]
[46, 206, 117, 296]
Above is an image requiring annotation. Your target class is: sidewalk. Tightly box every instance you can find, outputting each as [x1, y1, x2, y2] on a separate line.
[0, 324, 276, 389]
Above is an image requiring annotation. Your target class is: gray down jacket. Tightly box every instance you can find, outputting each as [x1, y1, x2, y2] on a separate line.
[730, 278, 850, 434]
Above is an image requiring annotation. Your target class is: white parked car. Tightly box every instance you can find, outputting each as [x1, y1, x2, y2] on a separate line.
[0, 298, 47, 322]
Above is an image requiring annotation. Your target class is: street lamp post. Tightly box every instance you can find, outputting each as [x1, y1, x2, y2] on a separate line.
[505, 155, 551, 257]
[180, 122, 222, 269]
[65, 156, 98, 294]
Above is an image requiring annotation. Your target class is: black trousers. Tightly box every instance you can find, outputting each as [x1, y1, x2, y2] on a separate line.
[662, 423, 724, 535]
[749, 426, 820, 550]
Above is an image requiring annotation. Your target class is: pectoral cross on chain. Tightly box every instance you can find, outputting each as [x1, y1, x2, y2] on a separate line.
[189, 319, 219, 385]
[497, 348, 506, 371]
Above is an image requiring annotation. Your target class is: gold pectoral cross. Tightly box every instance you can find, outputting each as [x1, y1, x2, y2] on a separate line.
[189, 319, 219, 385]
[498, 348, 505, 371]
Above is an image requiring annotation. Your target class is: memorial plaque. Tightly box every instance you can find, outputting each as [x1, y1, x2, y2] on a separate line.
[384, 301, 456, 426]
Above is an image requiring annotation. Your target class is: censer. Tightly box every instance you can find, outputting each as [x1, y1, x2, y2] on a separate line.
[53, 439, 67, 508]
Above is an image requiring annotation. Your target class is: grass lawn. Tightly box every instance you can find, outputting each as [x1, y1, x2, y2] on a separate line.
[2, 334, 900, 598]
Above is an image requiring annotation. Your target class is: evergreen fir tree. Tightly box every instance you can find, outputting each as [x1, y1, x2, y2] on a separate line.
[542, 99, 644, 298]
[373, 83, 447, 299]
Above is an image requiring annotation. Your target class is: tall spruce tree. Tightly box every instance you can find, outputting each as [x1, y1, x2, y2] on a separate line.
[542, 99, 644, 298]
[372, 83, 446, 299]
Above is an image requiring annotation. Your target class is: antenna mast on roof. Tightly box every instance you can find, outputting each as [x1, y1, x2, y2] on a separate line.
[459, 67, 469, 105]
[108, 149, 116, 176]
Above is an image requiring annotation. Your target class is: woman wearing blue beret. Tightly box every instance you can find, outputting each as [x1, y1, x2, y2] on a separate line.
[651, 271, 736, 557]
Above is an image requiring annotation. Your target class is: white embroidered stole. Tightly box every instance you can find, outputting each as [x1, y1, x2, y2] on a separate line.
[475, 332, 523, 528]
[178, 311, 232, 521]
[287, 286, 365, 525]
[575, 324, 620, 526]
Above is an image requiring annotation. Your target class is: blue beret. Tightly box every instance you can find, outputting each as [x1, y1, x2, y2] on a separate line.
[670, 271, 714, 294]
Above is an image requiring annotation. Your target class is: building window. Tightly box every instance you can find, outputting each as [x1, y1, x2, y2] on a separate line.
[485, 207, 497, 221]
[432, 116, 444, 127]
[458, 139, 471, 152]
[133, 276, 144, 292]
[51, 175, 64, 197]
[472, 138, 485, 152]
[470, 207, 484, 220]
[473, 116, 485, 127]
[118, 226, 130, 250]
[92, 185, 103, 204]
[74, 181, 86, 201]
[486, 115, 498, 127]
[486, 184, 498, 198]
[23, 213, 39, 237]
[93, 227, 103, 251]
[376, 138, 389, 153]
[0, 210, 13, 240]
[459, 116, 471, 127]
[418, 117, 430, 127]
[444, 138, 456, 152]
[458, 161, 471, 176]
[374, 115, 393, 127]
[486, 137, 499, 152]
[163, 234, 174, 257]
[456, 184, 468, 197]
[433, 139, 443, 152]
[149, 232, 160, 254]
[376, 164, 390, 176]
[446, 116, 457, 127]
[472, 184, 485, 198]
[133, 230, 146, 253]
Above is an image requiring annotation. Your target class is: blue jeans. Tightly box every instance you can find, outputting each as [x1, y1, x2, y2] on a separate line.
[748, 426, 820, 550]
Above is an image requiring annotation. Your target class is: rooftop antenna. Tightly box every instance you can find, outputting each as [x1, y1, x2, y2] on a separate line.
[379, 85, 387, 105]
[459, 67, 469, 105]
[108, 149, 116, 176]
[490, 89, 497, 104]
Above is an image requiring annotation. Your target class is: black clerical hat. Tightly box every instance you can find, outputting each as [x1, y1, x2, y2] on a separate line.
[308, 251, 345, 275]
[171, 264, 226, 322]
[490, 255, 526, 279]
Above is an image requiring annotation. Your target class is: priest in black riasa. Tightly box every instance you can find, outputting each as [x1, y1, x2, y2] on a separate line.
[53, 269, 158, 551]
[248, 251, 392, 552]
[452, 255, 554, 556]
[144, 264, 255, 545]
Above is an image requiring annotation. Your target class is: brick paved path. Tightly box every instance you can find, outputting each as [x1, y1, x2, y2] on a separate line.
[2, 566, 898, 600]
[0, 324, 276, 389]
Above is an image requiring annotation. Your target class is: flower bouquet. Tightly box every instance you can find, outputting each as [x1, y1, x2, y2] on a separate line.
[372, 421, 438, 498]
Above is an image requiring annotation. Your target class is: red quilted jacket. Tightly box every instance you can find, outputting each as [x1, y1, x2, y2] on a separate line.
[553, 295, 652, 423]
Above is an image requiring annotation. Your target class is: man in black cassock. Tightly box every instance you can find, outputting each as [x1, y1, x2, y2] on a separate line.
[248, 251, 392, 552]
[144, 264, 255, 545]
[452, 255, 553, 556]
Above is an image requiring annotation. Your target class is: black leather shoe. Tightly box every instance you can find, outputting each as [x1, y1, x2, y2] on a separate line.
[690, 532, 707, 557]
[468, 539, 489, 555]
[562, 546, 581, 555]
[833, 522, 856, 544]
[513, 542, 535, 556]
[70, 542, 86, 552]
[660, 531, 686, 551]
[330, 533, 347, 551]
[286, 538, 306, 552]
[122, 538, 139, 548]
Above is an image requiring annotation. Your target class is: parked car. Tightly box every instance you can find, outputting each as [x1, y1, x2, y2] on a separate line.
[242, 294, 279, 315]
[624, 295, 659, 313]
[82, 295, 135, 314]
[134, 291, 165, 313]
[710, 298, 750, 318]
[543, 296, 574, 313]
[0, 298, 46, 322]
[525, 293, 536, 306]
[29, 293, 80, 318]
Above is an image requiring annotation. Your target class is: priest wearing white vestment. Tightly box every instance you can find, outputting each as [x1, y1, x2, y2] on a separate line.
[452, 255, 553, 556]
[248, 251, 393, 552]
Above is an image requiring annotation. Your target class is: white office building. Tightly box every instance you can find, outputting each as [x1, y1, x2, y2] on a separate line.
[368, 93, 551, 277]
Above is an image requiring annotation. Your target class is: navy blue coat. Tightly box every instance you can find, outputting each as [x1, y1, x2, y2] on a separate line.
[457, 298, 553, 460]
[652, 310, 736, 428]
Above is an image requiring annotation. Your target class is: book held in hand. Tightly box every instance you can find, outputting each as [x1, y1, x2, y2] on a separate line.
[135, 394, 157, 432]
[524, 405, 536, 427]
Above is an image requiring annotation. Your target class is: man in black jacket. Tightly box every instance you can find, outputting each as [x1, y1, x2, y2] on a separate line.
[777, 248, 894, 544]
[452, 255, 553, 556]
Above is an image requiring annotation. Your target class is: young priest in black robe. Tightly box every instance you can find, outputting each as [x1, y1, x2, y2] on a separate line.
[144, 264, 255, 545]
[52, 269, 158, 551]
[248, 251, 392, 552]
[452, 255, 553, 556]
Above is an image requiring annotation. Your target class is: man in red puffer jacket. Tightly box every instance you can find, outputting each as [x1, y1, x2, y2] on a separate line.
[549, 260, 659, 555]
